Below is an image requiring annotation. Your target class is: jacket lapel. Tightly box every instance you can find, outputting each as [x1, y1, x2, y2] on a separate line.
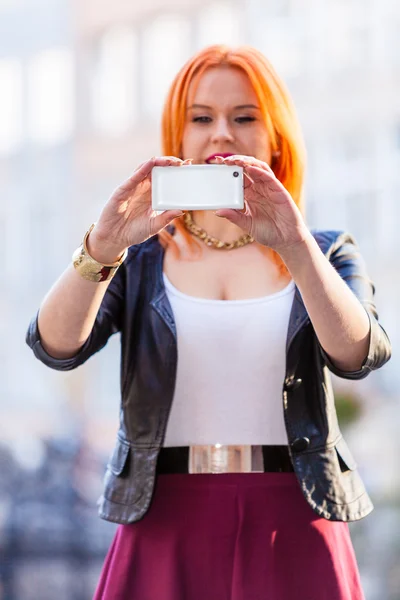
[150, 243, 177, 340]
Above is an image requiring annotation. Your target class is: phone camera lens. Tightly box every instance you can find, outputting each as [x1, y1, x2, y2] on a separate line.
[233, 171, 239, 178]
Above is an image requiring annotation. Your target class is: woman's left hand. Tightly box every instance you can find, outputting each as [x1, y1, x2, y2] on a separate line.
[214, 155, 310, 254]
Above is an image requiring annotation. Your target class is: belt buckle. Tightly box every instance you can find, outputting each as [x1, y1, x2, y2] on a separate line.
[188, 444, 264, 474]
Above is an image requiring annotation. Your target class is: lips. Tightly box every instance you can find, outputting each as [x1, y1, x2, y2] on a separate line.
[205, 153, 235, 163]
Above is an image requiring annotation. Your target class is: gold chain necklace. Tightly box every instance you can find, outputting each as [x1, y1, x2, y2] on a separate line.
[183, 212, 255, 250]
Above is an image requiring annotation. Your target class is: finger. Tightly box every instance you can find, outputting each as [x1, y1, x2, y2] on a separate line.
[244, 164, 276, 182]
[225, 155, 273, 174]
[151, 209, 184, 231]
[119, 158, 156, 192]
[154, 156, 184, 166]
[214, 208, 251, 232]
[245, 160, 275, 175]
[221, 155, 254, 166]
[222, 154, 251, 161]
[243, 170, 255, 189]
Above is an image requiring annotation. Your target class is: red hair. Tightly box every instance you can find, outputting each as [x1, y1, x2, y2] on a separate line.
[158, 44, 307, 275]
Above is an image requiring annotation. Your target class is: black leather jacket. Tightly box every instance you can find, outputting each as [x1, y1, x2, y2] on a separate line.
[26, 228, 392, 524]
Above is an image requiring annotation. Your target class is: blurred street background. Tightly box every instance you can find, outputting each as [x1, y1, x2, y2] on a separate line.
[0, 0, 399, 598]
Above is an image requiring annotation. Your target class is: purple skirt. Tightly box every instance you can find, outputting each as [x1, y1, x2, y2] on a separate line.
[93, 472, 365, 600]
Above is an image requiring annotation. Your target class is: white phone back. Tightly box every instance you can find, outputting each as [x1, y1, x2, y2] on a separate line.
[151, 164, 244, 210]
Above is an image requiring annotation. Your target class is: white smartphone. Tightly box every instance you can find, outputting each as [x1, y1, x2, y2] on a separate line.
[151, 164, 244, 211]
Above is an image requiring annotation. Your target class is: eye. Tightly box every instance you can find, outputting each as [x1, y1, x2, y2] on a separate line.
[235, 116, 256, 123]
[192, 116, 212, 123]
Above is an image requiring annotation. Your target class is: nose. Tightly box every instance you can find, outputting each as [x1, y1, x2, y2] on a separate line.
[210, 117, 234, 144]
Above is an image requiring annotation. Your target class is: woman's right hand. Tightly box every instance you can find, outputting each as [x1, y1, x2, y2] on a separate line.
[86, 156, 189, 264]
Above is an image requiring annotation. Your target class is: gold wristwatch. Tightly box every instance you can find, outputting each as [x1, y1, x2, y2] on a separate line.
[72, 223, 128, 283]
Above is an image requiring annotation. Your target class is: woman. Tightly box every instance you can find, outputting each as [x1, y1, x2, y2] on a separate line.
[26, 45, 391, 599]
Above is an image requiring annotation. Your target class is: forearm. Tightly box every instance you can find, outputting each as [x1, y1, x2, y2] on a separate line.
[37, 264, 112, 359]
[37, 233, 124, 360]
[279, 232, 371, 372]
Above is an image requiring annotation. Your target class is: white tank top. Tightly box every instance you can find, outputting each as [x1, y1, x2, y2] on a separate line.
[162, 272, 296, 447]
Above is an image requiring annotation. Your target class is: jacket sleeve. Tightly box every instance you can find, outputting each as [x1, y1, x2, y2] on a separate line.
[317, 231, 392, 380]
[25, 251, 131, 372]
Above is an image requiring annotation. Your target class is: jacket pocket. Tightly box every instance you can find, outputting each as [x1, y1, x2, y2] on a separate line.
[103, 439, 143, 505]
[108, 439, 130, 475]
[309, 437, 365, 505]
[335, 437, 357, 472]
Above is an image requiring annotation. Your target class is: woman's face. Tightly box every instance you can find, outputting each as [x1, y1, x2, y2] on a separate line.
[181, 66, 272, 165]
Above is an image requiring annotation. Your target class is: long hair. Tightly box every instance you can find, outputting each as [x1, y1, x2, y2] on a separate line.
[158, 44, 307, 275]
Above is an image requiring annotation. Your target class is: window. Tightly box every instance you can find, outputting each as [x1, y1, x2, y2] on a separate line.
[142, 15, 191, 120]
[91, 26, 138, 136]
[27, 47, 74, 145]
[0, 58, 23, 154]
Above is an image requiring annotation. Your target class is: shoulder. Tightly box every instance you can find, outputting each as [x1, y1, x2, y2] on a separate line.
[310, 228, 369, 284]
[310, 228, 360, 258]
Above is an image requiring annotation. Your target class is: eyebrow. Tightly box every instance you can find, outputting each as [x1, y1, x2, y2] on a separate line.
[187, 103, 260, 110]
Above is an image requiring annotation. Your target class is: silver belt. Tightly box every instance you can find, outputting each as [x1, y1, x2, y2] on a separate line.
[189, 444, 265, 474]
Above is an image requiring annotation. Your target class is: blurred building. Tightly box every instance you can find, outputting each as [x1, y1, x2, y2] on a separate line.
[0, 0, 399, 598]
[0, 0, 398, 446]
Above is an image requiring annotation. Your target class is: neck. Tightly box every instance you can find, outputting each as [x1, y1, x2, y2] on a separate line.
[191, 210, 245, 243]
